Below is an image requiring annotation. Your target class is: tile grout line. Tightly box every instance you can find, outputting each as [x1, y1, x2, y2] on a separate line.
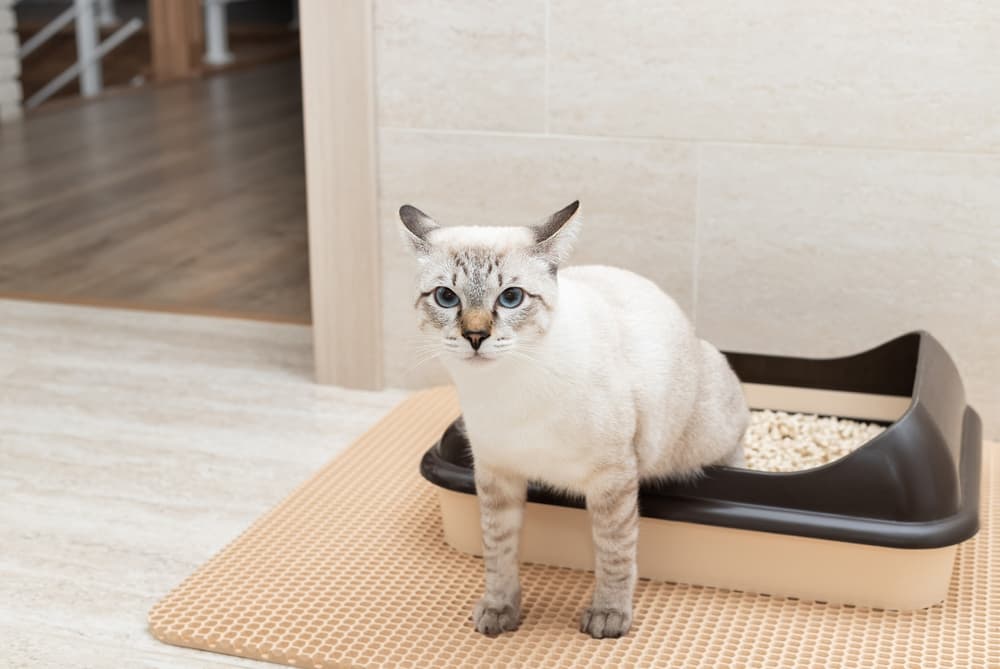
[380, 126, 1000, 158]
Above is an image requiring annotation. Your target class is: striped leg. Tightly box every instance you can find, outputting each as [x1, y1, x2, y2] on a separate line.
[581, 464, 639, 638]
[471, 465, 527, 635]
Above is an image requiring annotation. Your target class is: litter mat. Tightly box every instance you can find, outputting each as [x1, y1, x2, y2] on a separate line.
[151, 384, 998, 668]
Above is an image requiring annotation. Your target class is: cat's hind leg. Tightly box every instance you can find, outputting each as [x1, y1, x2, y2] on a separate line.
[471, 464, 527, 635]
[691, 341, 750, 469]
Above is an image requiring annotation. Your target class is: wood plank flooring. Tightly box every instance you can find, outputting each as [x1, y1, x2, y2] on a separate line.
[0, 61, 310, 322]
[0, 299, 407, 667]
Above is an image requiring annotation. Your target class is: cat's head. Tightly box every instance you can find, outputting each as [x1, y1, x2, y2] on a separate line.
[398, 201, 581, 368]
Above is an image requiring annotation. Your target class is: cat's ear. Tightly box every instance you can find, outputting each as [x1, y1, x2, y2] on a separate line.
[531, 200, 581, 266]
[398, 204, 439, 256]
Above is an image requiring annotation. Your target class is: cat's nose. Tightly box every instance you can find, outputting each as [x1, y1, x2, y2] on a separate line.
[462, 330, 490, 351]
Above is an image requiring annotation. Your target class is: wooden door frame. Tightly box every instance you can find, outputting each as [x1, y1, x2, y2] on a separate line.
[299, 0, 383, 389]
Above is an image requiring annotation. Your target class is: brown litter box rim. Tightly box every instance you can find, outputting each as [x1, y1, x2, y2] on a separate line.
[421, 332, 982, 549]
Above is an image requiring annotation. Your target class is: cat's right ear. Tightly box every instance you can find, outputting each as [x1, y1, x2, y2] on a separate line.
[398, 205, 439, 256]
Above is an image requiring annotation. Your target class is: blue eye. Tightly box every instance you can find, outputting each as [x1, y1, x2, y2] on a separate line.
[434, 286, 460, 308]
[497, 287, 524, 309]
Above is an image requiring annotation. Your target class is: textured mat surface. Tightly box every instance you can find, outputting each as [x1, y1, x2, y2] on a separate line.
[150, 388, 998, 669]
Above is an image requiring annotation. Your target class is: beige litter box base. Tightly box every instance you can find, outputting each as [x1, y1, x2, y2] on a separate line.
[439, 489, 957, 611]
[150, 388, 999, 669]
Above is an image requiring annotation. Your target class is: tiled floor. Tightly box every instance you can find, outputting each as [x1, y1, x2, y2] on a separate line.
[0, 299, 406, 667]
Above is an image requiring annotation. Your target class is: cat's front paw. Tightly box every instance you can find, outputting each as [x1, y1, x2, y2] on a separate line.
[580, 607, 632, 639]
[472, 598, 521, 635]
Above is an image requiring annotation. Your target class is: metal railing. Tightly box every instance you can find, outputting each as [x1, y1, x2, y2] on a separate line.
[16, 0, 143, 110]
[16, 0, 299, 110]
[203, 0, 299, 67]
[203, 0, 234, 66]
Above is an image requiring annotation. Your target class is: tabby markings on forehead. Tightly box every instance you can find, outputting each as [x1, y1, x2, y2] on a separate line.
[451, 246, 505, 270]
[451, 246, 505, 308]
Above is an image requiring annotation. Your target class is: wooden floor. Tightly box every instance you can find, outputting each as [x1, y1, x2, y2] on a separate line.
[0, 61, 310, 322]
[0, 299, 406, 667]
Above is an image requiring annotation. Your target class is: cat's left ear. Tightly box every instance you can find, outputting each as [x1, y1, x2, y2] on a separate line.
[398, 204, 440, 256]
[531, 200, 581, 266]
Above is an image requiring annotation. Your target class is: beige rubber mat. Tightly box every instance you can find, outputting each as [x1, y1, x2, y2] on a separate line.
[149, 387, 999, 669]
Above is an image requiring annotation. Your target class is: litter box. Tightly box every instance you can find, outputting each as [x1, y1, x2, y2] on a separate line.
[420, 332, 982, 610]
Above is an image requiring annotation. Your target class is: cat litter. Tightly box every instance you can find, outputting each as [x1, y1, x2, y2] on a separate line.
[149, 387, 997, 669]
[742, 410, 885, 472]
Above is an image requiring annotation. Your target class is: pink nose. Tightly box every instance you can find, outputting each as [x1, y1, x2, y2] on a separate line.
[462, 330, 490, 351]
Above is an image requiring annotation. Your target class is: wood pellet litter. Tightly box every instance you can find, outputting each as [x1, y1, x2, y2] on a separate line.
[742, 410, 886, 472]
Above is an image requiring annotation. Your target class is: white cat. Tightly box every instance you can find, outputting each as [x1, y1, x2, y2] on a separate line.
[400, 201, 748, 638]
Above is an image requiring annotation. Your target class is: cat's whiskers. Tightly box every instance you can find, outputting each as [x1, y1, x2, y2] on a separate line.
[402, 338, 451, 377]
[403, 350, 444, 377]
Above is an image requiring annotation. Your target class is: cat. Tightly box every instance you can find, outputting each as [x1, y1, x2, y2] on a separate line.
[399, 201, 749, 639]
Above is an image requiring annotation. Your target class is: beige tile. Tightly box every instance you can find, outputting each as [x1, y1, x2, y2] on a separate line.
[0, 299, 407, 667]
[549, 1, 1000, 151]
[378, 129, 698, 387]
[374, 0, 546, 132]
[696, 144, 1000, 438]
